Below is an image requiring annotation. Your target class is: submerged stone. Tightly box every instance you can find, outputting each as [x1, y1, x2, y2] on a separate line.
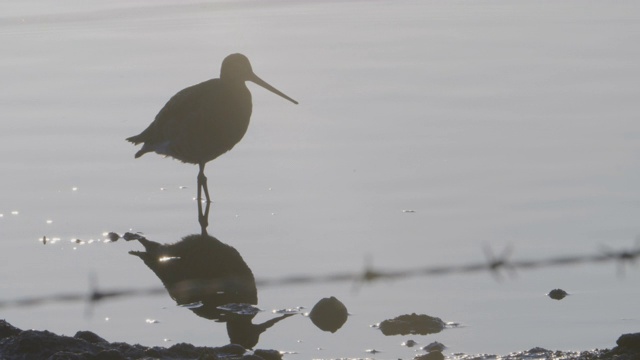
[308, 296, 348, 333]
[547, 288, 569, 300]
[414, 351, 444, 360]
[402, 339, 418, 347]
[422, 341, 446, 352]
[378, 313, 446, 336]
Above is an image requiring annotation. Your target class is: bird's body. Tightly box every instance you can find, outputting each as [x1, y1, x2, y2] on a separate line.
[128, 78, 252, 164]
[127, 53, 297, 202]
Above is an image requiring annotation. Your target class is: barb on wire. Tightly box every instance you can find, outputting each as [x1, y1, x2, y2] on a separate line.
[482, 243, 516, 280]
[599, 238, 640, 277]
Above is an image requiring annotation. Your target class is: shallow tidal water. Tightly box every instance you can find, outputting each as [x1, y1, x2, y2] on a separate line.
[1, 1, 640, 359]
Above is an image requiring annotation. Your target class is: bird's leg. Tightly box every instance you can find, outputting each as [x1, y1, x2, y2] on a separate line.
[196, 164, 212, 234]
[197, 163, 212, 203]
[197, 196, 210, 235]
[202, 178, 212, 204]
[197, 169, 203, 201]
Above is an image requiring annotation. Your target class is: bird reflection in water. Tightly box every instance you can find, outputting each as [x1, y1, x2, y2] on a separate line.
[128, 201, 293, 349]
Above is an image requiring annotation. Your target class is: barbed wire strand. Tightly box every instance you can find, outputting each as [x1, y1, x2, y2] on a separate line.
[1, 242, 638, 310]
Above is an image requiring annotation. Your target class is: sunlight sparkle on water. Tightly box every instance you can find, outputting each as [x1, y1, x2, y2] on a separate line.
[179, 301, 203, 310]
[158, 256, 181, 262]
[273, 307, 304, 314]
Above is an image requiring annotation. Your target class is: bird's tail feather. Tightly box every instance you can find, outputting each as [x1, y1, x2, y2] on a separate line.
[126, 135, 143, 144]
[134, 149, 147, 158]
[127, 134, 150, 158]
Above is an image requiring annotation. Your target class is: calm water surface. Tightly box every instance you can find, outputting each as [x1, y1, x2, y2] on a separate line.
[1, 1, 640, 358]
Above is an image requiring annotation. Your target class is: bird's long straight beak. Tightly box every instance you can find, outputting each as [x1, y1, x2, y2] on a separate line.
[250, 73, 298, 105]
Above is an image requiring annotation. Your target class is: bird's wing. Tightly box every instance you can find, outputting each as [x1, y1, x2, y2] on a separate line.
[159, 79, 223, 139]
[133, 79, 222, 146]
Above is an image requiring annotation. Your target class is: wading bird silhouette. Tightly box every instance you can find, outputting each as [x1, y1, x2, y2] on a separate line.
[127, 53, 298, 202]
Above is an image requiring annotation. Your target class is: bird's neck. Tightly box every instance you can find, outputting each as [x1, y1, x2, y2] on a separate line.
[220, 77, 245, 86]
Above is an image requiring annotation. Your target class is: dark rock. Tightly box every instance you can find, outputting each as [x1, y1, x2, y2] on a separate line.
[218, 343, 246, 355]
[167, 342, 199, 356]
[0, 320, 22, 339]
[528, 346, 549, 353]
[547, 289, 569, 300]
[241, 355, 263, 360]
[106, 232, 120, 242]
[402, 339, 418, 347]
[421, 341, 446, 352]
[414, 351, 444, 360]
[2, 329, 96, 359]
[104, 342, 146, 359]
[253, 349, 282, 360]
[308, 296, 348, 333]
[94, 349, 126, 360]
[196, 354, 219, 360]
[617, 333, 640, 349]
[46, 351, 89, 360]
[378, 313, 446, 336]
[143, 347, 163, 357]
[603, 333, 640, 359]
[74, 331, 108, 344]
[0, 320, 281, 360]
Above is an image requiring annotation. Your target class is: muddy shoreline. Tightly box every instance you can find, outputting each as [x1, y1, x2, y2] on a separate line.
[1, 319, 639, 360]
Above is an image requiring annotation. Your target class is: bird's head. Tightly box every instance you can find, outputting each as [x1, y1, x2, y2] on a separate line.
[220, 53, 254, 82]
[220, 53, 298, 105]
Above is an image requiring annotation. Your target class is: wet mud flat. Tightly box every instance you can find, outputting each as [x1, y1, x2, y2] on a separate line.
[0, 320, 281, 360]
[2, 320, 640, 360]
